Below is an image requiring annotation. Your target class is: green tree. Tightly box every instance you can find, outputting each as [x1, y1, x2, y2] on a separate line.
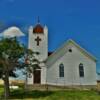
[0, 37, 25, 99]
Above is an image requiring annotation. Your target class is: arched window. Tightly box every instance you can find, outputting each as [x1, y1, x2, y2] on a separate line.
[79, 63, 84, 77]
[59, 63, 64, 77]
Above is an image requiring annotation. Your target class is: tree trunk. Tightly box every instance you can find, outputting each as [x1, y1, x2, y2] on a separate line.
[24, 73, 28, 91]
[4, 71, 10, 100]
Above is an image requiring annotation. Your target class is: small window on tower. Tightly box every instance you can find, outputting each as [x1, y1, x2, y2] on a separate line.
[28, 73, 32, 78]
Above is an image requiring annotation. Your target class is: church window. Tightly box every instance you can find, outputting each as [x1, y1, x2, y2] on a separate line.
[28, 73, 32, 78]
[79, 63, 84, 77]
[69, 48, 72, 52]
[59, 63, 64, 77]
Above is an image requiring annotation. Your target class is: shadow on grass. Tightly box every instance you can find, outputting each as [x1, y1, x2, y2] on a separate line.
[10, 89, 54, 99]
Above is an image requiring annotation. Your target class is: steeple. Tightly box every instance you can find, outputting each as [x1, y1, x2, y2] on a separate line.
[33, 17, 44, 33]
[37, 16, 40, 24]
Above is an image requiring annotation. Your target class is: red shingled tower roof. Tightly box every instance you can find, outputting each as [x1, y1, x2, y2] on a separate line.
[33, 17, 44, 34]
[33, 24, 44, 33]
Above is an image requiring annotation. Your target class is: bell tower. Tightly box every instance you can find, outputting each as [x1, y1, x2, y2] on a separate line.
[28, 19, 48, 62]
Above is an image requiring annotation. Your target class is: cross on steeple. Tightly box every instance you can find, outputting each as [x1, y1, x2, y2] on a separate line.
[35, 36, 41, 46]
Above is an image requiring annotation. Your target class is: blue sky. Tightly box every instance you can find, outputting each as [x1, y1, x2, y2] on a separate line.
[0, 0, 100, 72]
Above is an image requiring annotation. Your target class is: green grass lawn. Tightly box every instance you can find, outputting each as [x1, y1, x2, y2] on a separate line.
[0, 86, 100, 100]
[0, 86, 4, 95]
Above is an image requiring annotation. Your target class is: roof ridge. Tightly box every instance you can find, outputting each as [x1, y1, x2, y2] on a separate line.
[46, 39, 97, 67]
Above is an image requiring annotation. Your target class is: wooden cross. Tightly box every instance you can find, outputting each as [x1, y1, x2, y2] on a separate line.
[35, 36, 41, 46]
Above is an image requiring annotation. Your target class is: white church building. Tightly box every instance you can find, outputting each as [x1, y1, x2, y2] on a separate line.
[27, 21, 97, 87]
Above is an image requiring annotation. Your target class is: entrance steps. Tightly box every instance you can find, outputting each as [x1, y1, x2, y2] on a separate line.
[26, 84, 48, 90]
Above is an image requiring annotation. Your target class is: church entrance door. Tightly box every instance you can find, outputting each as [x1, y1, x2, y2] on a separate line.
[33, 69, 41, 84]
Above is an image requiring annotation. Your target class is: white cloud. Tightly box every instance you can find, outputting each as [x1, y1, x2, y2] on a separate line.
[2, 26, 25, 38]
[0, 33, 3, 37]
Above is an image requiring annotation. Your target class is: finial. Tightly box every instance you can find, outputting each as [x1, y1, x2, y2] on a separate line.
[37, 16, 40, 23]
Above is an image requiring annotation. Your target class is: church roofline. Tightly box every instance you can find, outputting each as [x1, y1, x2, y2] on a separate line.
[46, 39, 97, 67]
[68, 39, 97, 62]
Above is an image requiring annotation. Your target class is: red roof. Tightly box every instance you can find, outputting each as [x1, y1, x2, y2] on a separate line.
[33, 24, 44, 33]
